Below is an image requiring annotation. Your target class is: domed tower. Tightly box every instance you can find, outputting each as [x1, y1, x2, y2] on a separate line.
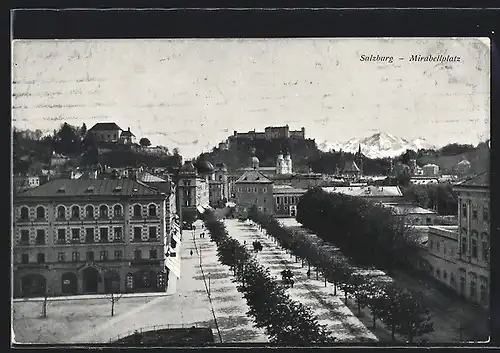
[251, 156, 260, 170]
[284, 153, 292, 174]
[195, 160, 215, 176]
[276, 153, 284, 174]
[215, 162, 229, 200]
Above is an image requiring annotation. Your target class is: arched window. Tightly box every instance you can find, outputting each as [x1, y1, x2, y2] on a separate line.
[99, 205, 108, 218]
[20, 206, 29, 220]
[71, 205, 80, 219]
[133, 204, 142, 218]
[148, 204, 157, 217]
[57, 206, 66, 219]
[114, 205, 123, 217]
[85, 205, 94, 218]
[36, 206, 45, 219]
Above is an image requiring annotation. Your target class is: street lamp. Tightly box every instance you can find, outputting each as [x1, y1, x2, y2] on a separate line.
[208, 273, 211, 296]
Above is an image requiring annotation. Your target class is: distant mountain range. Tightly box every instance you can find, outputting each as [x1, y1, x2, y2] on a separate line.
[318, 132, 437, 159]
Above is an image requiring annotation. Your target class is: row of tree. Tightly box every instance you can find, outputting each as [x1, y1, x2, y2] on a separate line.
[295, 188, 421, 275]
[248, 206, 434, 343]
[202, 211, 336, 345]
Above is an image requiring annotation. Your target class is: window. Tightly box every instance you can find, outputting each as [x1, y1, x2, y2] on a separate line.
[71, 205, 80, 219]
[126, 273, 134, 289]
[21, 254, 29, 264]
[482, 233, 489, 262]
[72, 229, 80, 242]
[436, 268, 441, 279]
[36, 230, 45, 245]
[85, 228, 94, 243]
[483, 207, 489, 222]
[72, 252, 80, 262]
[149, 249, 157, 259]
[263, 187, 267, 193]
[114, 250, 123, 260]
[134, 227, 142, 241]
[99, 205, 108, 218]
[134, 250, 142, 260]
[20, 230, 30, 244]
[462, 203, 467, 217]
[443, 244, 447, 255]
[100, 228, 109, 243]
[20, 206, 29, 220]
[436, 241, 440, 252]
[86, 251, 94, 261]
[114, 227, 123, 242]
[472, 209, 478, 220]
[148, 204, 157, 217]
[170, 239, 177, 248]
[58, 229, 66, 243]
[471, 238, 478, 258]
[429, 240, 434, 250]
[57, 252, 65, 262]
[263, 198, 267, 203]
[461, 237, 467, 255]
[113, 205, 122, 217]
[426, 217, 432, 224]
[480, 278, 488, 304]
[100, 251, 108, 260]
[149, 226, 157, 240]
[450, 273, 456, 286]
[133, 205, 142, 217]
[470, 274, 477, 299]
[284, 197, 288, 204]
[57, 206, 66, 219]
[443, 271, 448, 280]
[85, 205, 94, 218]
[276, 197, 281, 205]
[37, 253, 45, 264]
[36, 206, 45, 219]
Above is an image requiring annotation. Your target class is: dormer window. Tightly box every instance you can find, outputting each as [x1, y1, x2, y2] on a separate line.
[113, 186, 123, 192]
[85, 186, 95, 193]
[57, 187, 65, 193]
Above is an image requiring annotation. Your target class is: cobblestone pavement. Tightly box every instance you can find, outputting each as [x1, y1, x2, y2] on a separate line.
[223, 219, 377, 343]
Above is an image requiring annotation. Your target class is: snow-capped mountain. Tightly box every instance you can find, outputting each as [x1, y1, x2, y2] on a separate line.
[318, 132, 437, 159]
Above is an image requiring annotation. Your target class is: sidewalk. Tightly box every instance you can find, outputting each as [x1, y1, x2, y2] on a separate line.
[12, 291, 171, 303]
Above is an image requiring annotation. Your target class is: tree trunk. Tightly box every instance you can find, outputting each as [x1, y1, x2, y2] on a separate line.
[111, 297, 115, 316]
[308, 262, 311, 271]
[334, 282, 337, 296]
[42, 296, 47, 318]
[408, 321, 414, 343]
[301, 259, 304, 268]
[324, 277, 327, 287]
[344, 291, 348, 305]
[295, 256, 298, 263]
[316, 267, 319, 280]
[357, 300, 361, 316]
[372, 313, 376, 329]
[391, 322, 396, 341]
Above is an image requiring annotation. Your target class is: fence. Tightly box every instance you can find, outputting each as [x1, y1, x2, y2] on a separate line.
[109, 323, 208, 343]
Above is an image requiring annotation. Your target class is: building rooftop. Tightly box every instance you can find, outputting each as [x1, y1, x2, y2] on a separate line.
[322, 185, 402, 197]
[384, 204, 437, 215]
[137, 171, 168, 183]
[120, 129, 135, 137]
[88, 122, 122, 131]
[456, 172, 489, 188]
[16, 179, 162, 198]
[235, 170, 273, 184]
[273, 187, 307, 195]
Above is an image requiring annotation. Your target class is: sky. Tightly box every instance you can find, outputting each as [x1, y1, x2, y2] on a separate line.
[12, 38, 490, 159]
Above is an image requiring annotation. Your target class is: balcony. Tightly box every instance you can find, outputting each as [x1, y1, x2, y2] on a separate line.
[70, 239, 82, 244]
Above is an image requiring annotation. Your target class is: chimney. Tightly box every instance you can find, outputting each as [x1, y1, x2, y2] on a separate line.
[128, 127, 131, 132]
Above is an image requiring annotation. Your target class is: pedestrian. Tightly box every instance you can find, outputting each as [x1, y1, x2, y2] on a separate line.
[307, 269, 311, 278]
[190, 250, 193, 256]
[244, 240, 246, 245]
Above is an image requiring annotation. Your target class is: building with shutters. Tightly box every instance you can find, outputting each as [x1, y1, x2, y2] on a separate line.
[234, 157, 274, 217]
[12, 178, 178, 297]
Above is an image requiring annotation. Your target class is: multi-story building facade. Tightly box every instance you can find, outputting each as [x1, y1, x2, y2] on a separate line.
[424, 225, 460, 290]
[454, 172, 490, 309]
[13, 179, 178, 297]
[273, 186, 307, 217]
[176, 161, 211, 221]
[234, 157, 274, 217]
[14, 176, 40, 194]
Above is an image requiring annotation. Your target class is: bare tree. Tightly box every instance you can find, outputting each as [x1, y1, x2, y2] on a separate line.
[106, 290, 124, 316]
[41, 286, 49, 318]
